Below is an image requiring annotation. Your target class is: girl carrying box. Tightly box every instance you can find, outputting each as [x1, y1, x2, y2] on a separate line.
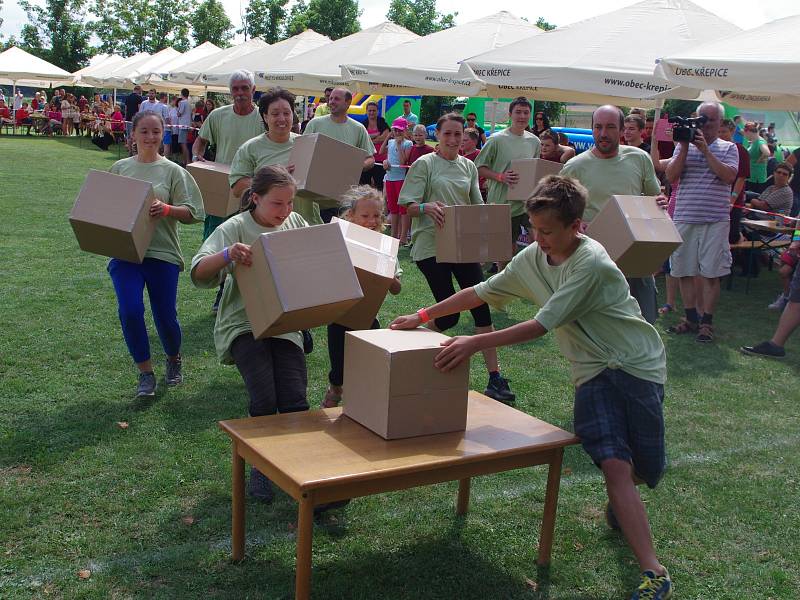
[191, 165, 309, 503]
[397, 112, 515, 404]
[107, 111, 204, 398]
[323, 186, 402, 408]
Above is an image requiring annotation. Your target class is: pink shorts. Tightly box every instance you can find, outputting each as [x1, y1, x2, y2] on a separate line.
[384, 179, 406, 215]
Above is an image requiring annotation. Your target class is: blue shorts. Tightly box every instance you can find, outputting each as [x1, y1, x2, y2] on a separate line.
[574, 368, 666, 488]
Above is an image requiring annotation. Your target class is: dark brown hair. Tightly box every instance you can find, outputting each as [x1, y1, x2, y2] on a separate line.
[258, 87, 296, 118]
[525, 175, 587, 225]
[624, 114, 645, 130]
[242, 165, 296, 212]
[435, 112, 465, 130]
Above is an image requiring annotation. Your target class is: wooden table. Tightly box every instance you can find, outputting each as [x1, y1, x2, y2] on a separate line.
[219, 391, 579, 600]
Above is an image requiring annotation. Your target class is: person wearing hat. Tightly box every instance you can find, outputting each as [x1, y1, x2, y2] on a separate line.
[380, 116, 413, 241]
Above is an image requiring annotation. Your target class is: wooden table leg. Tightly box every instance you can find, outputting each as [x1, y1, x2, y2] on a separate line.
[231, 445, 245, 561]
[537, 448, 564, 566]
[456, 478, 471, 515]
[295, 493, 314, 600]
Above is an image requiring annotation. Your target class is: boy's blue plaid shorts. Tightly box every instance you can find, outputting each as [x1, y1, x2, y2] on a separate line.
[574, 368, 666, 488]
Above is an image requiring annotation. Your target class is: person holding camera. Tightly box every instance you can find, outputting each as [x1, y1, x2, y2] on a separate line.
[665, 102, 738, 343]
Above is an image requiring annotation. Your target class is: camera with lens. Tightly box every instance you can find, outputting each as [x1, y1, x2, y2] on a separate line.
[669, 115, 708, 143]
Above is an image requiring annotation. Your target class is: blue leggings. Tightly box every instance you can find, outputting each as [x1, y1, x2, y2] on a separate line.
[108, 258, 182, 364]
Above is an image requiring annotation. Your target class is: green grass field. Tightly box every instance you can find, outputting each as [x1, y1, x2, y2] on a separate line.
[1, 135, 798, 599]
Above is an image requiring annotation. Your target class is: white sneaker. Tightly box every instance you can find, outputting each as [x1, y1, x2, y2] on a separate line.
[768, 293, 788, 311]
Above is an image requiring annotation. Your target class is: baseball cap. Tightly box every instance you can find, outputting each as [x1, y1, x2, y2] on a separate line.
[391, 117, 408, 130]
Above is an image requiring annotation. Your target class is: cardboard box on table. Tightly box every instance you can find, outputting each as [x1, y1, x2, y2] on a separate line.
[585, 195, 683, 278]
[506, 158, 564, 201]
[342, 328, 470, 440]
[289, 133, 367, 208]
[331, 217, 399, 330]
[435, 204, 512, 263]
[186, 161, 239, 217]
[235, 223, 363, 338]
[69, 169, 156, 263]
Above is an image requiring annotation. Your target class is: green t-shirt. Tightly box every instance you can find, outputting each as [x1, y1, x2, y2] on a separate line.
[228, 132, 322, 225]
[398, 152, 483, 262]
[314, 103, 330, 118]
[198, 104, 264, 164]
[190, 211, 309, 363]
[560, 146, 661, 223]
[747, 137, 768, 184]
[109, 156, 204, 270]
[302, 115, 375, 156]
[474, 236, 666, 386]
[474, 128, 541, 218]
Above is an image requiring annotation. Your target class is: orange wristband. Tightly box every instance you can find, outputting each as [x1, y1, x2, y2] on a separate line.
[417, 308, 431, 323]
[162, 204, 171, 217]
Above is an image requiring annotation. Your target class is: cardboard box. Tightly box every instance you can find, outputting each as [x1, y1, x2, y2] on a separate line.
[332, 217, 399, 330]
[342, 328, 470, 439]
[186, 161, 239, 217]
[506, 158, 563, 201]
[289, 133, 368, 208]
[235, 222, 363, 338]
[69, 169, 156, 263]
[585, 195, 683, 278]
[435, 204, 512, 263]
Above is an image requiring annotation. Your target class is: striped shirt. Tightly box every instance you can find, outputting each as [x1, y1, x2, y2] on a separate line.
[672, 138, 738, 223]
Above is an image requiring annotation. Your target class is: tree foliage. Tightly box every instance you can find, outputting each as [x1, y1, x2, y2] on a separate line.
[18, 0, 93, 71]
[535, 17, 557, 31]
[241, 0, 288, 43]
[89, 0, 191, 56]
[386, 0, 456, 37]
[286, 0, 361, 41]
[190, 0, 233, 47]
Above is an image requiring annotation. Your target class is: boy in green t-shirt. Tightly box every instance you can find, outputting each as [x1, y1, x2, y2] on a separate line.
[391, 175, 672, 600]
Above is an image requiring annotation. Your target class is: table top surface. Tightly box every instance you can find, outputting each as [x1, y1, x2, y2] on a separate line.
[220, 391, 578, 490]
[741, 219, 795, 234]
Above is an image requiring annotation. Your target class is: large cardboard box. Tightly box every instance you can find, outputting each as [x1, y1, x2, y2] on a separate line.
[332, 217, 399, 330]
[506, 158, 563, 201]
[342, 328, 470, 439]
[585, 195, 683, 278]
[289, 133, 367, 208]
[435, 204, 512, 263]
[235, 222, 363, 338]
[69, 169, 156, 263]
[186, 161, 239, 217]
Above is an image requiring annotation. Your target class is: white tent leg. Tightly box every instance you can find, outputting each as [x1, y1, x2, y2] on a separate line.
[12, 81, 16, 135]
[650, 99, 664, 169]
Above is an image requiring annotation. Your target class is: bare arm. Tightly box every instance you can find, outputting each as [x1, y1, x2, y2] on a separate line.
[193, 243, 252, 280]
[191, 135, 209, 161]
[665, 142, 688, 184]
[363, 156, 375, 171]
[231, 177, 251, 199]
[390, 287, 484, 330]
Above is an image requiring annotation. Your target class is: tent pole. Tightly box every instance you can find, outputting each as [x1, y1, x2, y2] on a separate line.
[650, 99, 664, 171]
[12, 81, 16, 135]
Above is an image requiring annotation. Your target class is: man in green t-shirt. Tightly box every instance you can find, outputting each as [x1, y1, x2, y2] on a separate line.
[190, 69, 265, 311]
[390, 175, 673, 600]
[476, 97, 541, 264]
[561, 105, 664, 324]
[303, 87, 375, 222]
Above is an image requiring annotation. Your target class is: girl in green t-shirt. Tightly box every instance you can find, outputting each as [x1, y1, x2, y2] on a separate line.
[323, 186, 403, 408]
[744, 122, 770, 193]
[191, 165, 309, 504]
[108, 111, 204, 399]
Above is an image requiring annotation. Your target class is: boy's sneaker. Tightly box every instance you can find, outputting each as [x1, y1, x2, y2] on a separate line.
[740, 340, 786, 358]
[247, 467, 274, 503]
[767, 293, 788, 311]
[136, 372, 156, 397]
[484, 375, 515, 404]
[630, 568, 672, 600]
[165, 356, 183, 386]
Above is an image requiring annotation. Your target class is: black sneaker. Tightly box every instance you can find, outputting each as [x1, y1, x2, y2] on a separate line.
[740, 341, 786, 358]
[212, 284, 224, 313]
[605, 502, 621, 531]
[247, 467, 274, 503]
[484, 375, 515, 404]
[165, 356, 183, 386]
[136, 371, 156, 397]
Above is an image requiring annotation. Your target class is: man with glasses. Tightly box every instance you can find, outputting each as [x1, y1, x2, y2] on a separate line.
[464, 113, 486, 148]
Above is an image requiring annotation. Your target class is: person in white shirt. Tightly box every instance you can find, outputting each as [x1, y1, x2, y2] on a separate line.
[138, 89, 160, 115]
[177, 88, 192, 165]
[13, 91, 23, 111]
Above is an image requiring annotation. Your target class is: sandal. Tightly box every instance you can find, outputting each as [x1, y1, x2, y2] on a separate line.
[696, 323, 714, 343]
[658, 303, 674, 315]
[666, 318, 698, 335]
[322, 386, 342, 408]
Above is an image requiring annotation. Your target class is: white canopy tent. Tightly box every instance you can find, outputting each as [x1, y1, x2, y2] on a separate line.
[111, 47, 182, 89]
[654, 14, 800, 110]
[72, 54, 125, 87]
[141, 41, 220, 90]
[0, 46, 74, 89]
[459, 0, 741, 106]
[342, 12, 543, 97]
[201, 29, 331, 89]
[168, 38, 269, 87]
[260, 22, 418, 95]
[78, 52, 152, 88]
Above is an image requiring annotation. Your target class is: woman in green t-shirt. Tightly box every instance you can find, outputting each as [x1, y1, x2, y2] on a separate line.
[398, 113, 515, 404]
[108, 111, 205, 399]
[191, 166, 309, 504]
[744, 122, 770, 194]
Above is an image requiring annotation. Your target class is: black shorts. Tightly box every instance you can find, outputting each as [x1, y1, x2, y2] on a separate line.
[415, 257, 492, 331]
